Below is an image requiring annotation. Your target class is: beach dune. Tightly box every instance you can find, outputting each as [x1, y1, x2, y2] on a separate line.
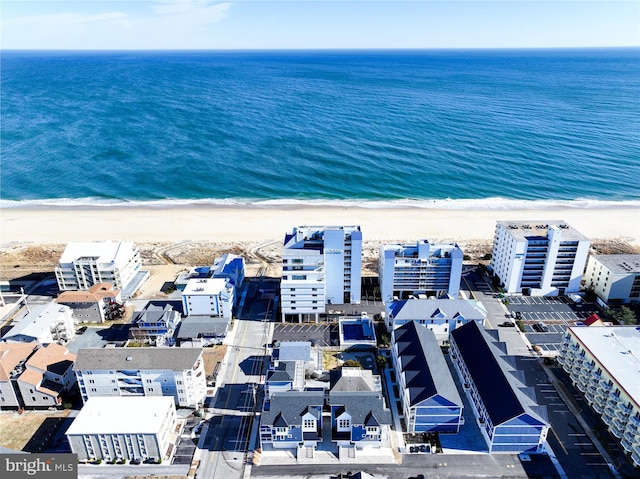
[1, 205, 638, 245]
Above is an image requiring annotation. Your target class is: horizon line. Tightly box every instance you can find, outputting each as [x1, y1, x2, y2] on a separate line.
[2, 46, 639, 53]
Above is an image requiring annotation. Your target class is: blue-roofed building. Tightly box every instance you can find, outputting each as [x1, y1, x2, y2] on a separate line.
[385, 298, 486, 344]
[339, 314, 376, 348]
[450, 321, 549, 453]
[392, 321, 463, 433]
[174, 253, 245, 293]
[211, 253, 245, 288]
[259, 391, 324, 455]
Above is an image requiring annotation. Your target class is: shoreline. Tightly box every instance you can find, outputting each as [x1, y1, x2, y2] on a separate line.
[2, 198, 640, 211]
[1, 205, 639, 245]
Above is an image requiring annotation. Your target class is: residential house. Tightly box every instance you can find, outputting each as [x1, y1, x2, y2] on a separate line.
[74, 348, 206, 408]
[1, 302, 75, 345]
[265, 360, 305, 399]
[0, 342, 76, 409]
[16, 343, 76, 408]
[175, 316, 229, 347]
[56, 283, 123, 323]
[130, 302, 180, 345]
[260, 391, 324, 454]
[392, 321, 463, 433]
[0, 342, 38, 409]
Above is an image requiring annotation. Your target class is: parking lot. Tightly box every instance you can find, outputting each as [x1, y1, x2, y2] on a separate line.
[273, 323, 338, 347]
[506, 296, 601, 354]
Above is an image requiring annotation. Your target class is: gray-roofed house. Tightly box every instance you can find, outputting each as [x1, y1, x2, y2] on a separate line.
[392, 321, 463, 433]
[175, 315, 230, 347]
[73, 347, 206, 408]
[260, 391, 324, 455]
[385, 298, 486, 345]
[330, 389, 392, 453]
[1, 302, 75, 346]
[265, 360, 305, 399]
[450, 321, 550, 453]
[328, 367, 392, 455]
[276, 341, 312, 363]
[130, 302, 180, 346]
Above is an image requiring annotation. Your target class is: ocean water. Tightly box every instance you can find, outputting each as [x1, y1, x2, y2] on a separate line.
[1, 49, 639, 209]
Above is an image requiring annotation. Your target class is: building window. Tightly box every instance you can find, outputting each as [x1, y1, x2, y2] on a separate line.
[338, 419, 350, 429]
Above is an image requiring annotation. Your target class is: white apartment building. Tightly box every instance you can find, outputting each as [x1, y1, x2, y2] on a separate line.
[1, 302, 75, 345]
[379, 240, 463, 303]
[66, 396, 177, 463]
[584, 254, 640, 305]
[74, 348, 207, 408]
[558, 326, 640, 467]
[181, 278, 234, 319]
[55, 241, 142, 293]
[489, 221, 590, 296]
[281, 226, 362, 322]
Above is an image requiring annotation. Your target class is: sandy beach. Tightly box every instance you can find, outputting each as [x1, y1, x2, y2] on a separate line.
[1, 205, 639, 245]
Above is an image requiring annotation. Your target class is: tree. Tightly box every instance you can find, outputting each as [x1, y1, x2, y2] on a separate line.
[342, 359, 362, 369]
[583, 286, 597, 303]
[606, 306, 637, 325]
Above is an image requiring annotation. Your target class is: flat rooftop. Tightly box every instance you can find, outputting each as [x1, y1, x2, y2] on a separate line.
[591, 254, 640, 274]
[570, 326, 640, 406]
[182, 277, 230, 295]
[497, 220, 589, 241]
[59, 241, 137, 264]
[66, 396, 174, 435]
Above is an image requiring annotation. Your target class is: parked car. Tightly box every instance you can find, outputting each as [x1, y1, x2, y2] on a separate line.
[499, 321, 516, 327]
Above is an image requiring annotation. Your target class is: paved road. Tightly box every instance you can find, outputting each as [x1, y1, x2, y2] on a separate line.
[196, 318, 271, 479]
[253, 453, 558, 479]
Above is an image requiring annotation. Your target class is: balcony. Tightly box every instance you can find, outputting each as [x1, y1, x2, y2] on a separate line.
[576, 377, 589, 393]
[623, 428, 638, 445]
[597, 382, 612, 393]
[593, 402, 604, 414]
[609, 419, 625, 439]
[602, 406, 617, 424]
[616, 403, 632, 419]
[621, 436, 634, 453]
